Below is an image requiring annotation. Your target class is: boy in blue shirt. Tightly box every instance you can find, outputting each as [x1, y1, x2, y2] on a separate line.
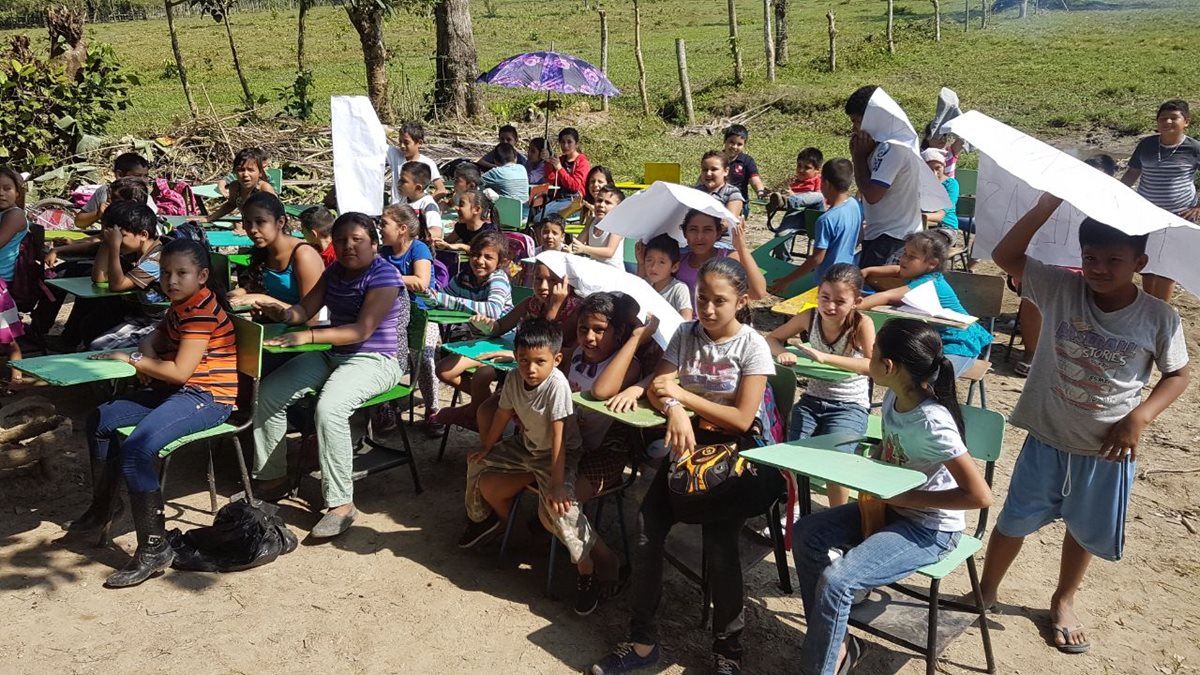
[769, 159, 863, 297]
[984, 193, 1190, 654]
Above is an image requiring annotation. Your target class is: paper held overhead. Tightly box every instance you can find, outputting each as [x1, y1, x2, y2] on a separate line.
[942, 110, 1200, 293]
[862, 88, 952, 213]
[330, 96, 388, 216]
[597, 181, 741, 247]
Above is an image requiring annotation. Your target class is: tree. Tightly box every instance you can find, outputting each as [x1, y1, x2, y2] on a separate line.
[344, 0, 393, 124]
[432, 0, 480, 119]
[774, 0, 789, 66]
[190, 1, 255, 111]
[633, 0, 650, 115]
[163, 0, 198, 117]
[886, 0, 895, 54]
[726, 0, 743, 86]
[297, 0, 310, 71]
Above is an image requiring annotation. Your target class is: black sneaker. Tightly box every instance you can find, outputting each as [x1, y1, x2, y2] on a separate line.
[457, 513, 501, 549]
[590, 642, 660, 675]
[713, 653, 742, 675]
[575, 573, 600, 615]
[601, 564, 632, 600]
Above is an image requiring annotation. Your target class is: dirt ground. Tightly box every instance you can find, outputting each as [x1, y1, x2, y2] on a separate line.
[2, 222, 1199, 675]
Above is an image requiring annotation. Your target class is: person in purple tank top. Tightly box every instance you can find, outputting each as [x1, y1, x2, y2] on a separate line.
[249, 212, 409, 539]
[660, 208, 767, 307]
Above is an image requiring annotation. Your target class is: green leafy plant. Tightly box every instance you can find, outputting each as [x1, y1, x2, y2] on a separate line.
[276, 69, 315, 120]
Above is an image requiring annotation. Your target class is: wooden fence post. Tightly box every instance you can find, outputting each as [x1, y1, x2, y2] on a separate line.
[676, 38, 695, 126]
[763, 0, 775, 81]
[633, 0, 650, 116]
[887, 0, 896, 54]
[727, 0, 744, 86]
[981, 0, 988, 27]
[933, 0, 941, 41]
[827, 11, 836, 72]
[599, 9, 609, 112]
[964, 0, 970, 31]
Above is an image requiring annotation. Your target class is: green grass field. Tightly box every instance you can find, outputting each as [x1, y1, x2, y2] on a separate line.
[4, 0, 1199, 182]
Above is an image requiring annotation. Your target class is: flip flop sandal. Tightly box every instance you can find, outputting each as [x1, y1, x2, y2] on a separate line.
[1053, 624, 1090, 654]
[1014, 361, 1031, 377]
[836, 635, 865, 675]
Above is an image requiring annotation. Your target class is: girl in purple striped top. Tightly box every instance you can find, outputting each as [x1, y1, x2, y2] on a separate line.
[250, 213, 408, 539]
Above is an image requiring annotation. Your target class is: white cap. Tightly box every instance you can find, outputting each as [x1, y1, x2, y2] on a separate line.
[921, 148, 948, 165]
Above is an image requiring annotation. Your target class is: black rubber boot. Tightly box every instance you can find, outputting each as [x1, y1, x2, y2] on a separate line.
[67, 458, 124, 534]
[104, 491, 174, 588]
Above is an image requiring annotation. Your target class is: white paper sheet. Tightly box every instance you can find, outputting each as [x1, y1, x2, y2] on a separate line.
[901, 281, 976, 325]
[597, 181, 741, 247]
[943, 111, 1200, 292]
[533, 251, 683, 348]
[331, 96, 387, 216]
[862, 88, 953, 213]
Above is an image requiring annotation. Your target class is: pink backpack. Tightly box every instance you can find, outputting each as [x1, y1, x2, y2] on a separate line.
[153, 178, 199, 216]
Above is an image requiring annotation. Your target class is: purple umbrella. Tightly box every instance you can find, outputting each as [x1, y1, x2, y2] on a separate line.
[478, 51, 619, 141]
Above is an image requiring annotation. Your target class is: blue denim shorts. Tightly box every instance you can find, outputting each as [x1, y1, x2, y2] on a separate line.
[788, 395, 869, 451]
[995, 434, 1134, 561]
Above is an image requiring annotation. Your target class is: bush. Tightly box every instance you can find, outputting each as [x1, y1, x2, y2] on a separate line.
[0, 39, 138, 170]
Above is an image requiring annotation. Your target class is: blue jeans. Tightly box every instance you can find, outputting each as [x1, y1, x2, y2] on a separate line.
[789, 395, 869, 450]
[792, 504, 960, 675]
[88, 386, 234, 493]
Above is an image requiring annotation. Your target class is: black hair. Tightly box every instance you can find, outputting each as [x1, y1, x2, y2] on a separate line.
[401, 160, 432, 189]
[400, 122, 426, 144]
[0, 166, 26, 208]
[232, 147, 268, 175]
[844, 85, 879, 118]
[529, 137, 547, 154]
[1084, 154, 1118, 177]
[470, 230, 510, 265]
[241, 192, 292, 286]
[577, 291, 639, 346]
[299, 205, 335, 235]
[558, 127, 580, 144]
[332, 211, 380, 245]
[514, 317, 563, 354]
[797, 147, 824, 167]
[723, 123, 749, 142]
[454, 163, 481, 186]
[382, 203, 427, 243]
[598, 185, 625, 204]
[109, 176, 150, 205]
[700, 149, 729, 168]
[102, 201, 158, 238]
[113, 152, 150, 175]
[494, 142, 518, 165]
[242, 191, 288, 226]
[698, 256, 751, 324]
[679, 208, 728, 237]
[819, 263, 867, 356]
[1078, 217, 1148, 257]
[537, 214, 571, 245]
[822, 158, 854, 192]
[904, 230, 950, 269]
[645, 233, 681, 264]
[876, 318, 965, 439]
[1158, 99, 1190, 122]
[498, 124, 518, 139]
[161, 237, 232, 311]
[461, 189, 495, 223]
[584, 165, 614, 204]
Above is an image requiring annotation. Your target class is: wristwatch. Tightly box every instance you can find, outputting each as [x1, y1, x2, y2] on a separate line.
[662, 397, 682, 414]
[129, 351, 144, 365]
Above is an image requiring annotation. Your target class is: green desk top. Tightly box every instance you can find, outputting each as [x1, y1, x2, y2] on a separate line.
[441, 336, 515, 371]
[206, 231, 254, 248]
[786, 348, 857, 382]
[47, 277, 137, 298]
[572, 392, 684, 429]
[12, 350, 136, 386]
[227, 253, 252, 267]
[741, 432, 926, 499]
[424, 305, 475, 325]
[261, 323, 333, 354]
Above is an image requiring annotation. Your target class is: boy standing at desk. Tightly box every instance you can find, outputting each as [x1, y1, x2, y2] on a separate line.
[984, 194, 1190, 654]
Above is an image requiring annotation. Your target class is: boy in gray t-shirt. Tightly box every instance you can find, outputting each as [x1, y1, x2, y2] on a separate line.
[459, 319, 623, 615]
[983, 193, 1191, 654]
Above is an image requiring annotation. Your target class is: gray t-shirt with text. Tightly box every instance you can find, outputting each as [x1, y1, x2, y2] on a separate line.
[498, 368, 582, 455]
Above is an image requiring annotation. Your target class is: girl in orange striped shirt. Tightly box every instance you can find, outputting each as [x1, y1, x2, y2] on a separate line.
[70, 238, 238, 589]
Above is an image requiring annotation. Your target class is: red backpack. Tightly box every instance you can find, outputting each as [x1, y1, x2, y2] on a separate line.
[152, 178, 199, 216]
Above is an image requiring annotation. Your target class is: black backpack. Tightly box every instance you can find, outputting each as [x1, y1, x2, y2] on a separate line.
[167, 498, 298, 573]
[161, 219, 209, 246]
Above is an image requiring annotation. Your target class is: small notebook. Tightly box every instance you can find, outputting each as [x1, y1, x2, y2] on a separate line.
[897, 281, 976, 326]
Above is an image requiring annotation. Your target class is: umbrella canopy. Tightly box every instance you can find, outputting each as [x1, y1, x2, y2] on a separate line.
[477, 51, 619, 97]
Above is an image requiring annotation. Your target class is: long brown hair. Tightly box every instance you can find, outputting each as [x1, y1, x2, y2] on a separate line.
[818, 263, 867, 357]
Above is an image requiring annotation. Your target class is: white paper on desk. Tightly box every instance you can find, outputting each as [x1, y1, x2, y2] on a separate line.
[331, 96, 388, 216]
[942, 111, 1200, 293]
[862, 88, 952, 213]
[599, 181, 741, 247]
[900, 281, 975, 325]
[534, 251, 683, 348]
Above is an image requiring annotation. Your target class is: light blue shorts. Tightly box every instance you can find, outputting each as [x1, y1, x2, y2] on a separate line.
[995, 434, 1135, 561]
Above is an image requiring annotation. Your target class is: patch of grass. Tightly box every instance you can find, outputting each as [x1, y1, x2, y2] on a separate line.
[1, 0, 1198, 183]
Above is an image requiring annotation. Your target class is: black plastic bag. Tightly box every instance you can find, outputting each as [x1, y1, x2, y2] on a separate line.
[167, 498, 298, 573]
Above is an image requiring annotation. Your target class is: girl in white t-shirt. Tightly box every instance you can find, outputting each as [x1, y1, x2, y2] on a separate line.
[790, 318, 993, 675]
[569, 185, 625, 270]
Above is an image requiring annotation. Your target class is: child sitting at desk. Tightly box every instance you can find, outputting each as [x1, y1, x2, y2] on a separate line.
[859, 230, 992, 378]
[638, 233, 693, 320]
[75, 152, 156, 229]
[439, 163, 481, 211]
[228, 193, 323, 311]
[768, 158, 862, 297]
[480, 142, 531, 209]
[396, 161, 444, 241]
[670, 209, 767, 304]
[0, 166, 28, 382]
[390, 122, 446, 202]
[70, 238, 238, 588]
[207, 147, 276, 227]
[299, 206, 336, 267]
[569, 185, 625, 270]
[251, 212, 407, 539]
[434, 190, 496, 254]
[535, 214, 571, 254]
[85, 202, 168, 351]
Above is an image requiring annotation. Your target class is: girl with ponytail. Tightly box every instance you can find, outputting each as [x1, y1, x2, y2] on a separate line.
[790, 318, 993, 675]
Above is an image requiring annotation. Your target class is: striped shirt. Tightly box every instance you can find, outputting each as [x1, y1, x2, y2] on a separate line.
[324, 256, 405, 357]
[1128, 135, 1200, 214]
[166, 287, 238, 407]
[123, 242, 166, 305]
[432, 269, 512, 319]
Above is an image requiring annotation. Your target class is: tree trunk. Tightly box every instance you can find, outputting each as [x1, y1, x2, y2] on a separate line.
[933, 0, 941, 41]
[827, 11, 836, 72]
[344, 1, 392, 124]
[633, 0, 650, 116]
[599, 9, 609, 112]
[165, 1, 198, 118]
[433, 0, 481, 120]
[221, 12, 255, 109]
[886, 0, 895, 54]
[675, 38, 695, 126]
[297, 0, 309, 72]
[46, 5, 86, 79]
[762, 0, 775, 81]
[726, 0, 743, 86]
[1019, 0, 1028, 17]
[981, 0, 988, 27]
[964, 0, 970, 30]
[774, 0, 788, 66]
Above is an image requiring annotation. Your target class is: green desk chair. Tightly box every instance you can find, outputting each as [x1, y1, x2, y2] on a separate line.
[953, 195, 977, 270]
[511, 285, 533, 305]
[846, 405, 1003, 675]
[495, 196, 524, 230]
[644, 162, 681, 185]
[752, 235, 817, 300]
[955, 168, 978, 198]
[945, 271, 1005, 409]
[115, 316, 262, 522]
